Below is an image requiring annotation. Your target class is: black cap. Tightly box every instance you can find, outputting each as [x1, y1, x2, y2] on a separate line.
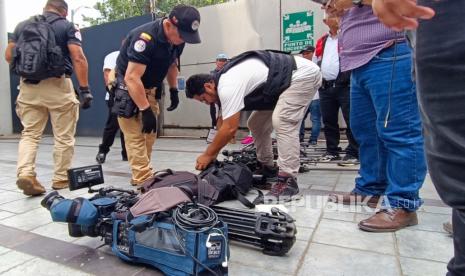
[169, 4, 201, 44]
[299, 45, 315, 54]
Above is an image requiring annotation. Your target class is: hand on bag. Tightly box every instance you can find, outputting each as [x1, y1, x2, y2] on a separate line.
[372, 0, 435, 31]
[166, 88, 179, 111]
[141, 108, 157, 133]
[196, 153, 215, 170]
[79, 87, 93, 109]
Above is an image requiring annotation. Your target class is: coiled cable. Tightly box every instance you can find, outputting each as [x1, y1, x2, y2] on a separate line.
[173, 202, 218, 233]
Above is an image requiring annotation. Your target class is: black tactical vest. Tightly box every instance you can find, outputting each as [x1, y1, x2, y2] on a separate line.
[213, 50, 297, 110]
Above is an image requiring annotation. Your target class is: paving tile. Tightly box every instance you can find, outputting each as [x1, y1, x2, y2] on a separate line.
[31, 223, 79, 243]
[311, 184, 335, 191]
[0, 190, 28, 205]
[132, 267, 165, 276]
[229, 261, 283, 276]
[13, 234, 89, 263]
[0, 225, 38, 248]
[0, 245, 11, 255]
[400, 257, 447, 276]
[72, 236, 106, 249]
[313, 219, 395, 255]
[0, 207, 52, 231]
[0, 210, 15, 220]
[0, 196, 43, 214]
[6, 257, 92, 276]
[410, 212, 451, 233]
[295, 226, 314, 242]
[419, 205, 452, 215]
[298, 243, 399, 276]
[229, 241, 308, 274]
[323, 210, 355, 222]
[396, 229, 454, 263]
[66, 247, 145, 275]
[0, 250, 35, 273]
[288, 205, 324, 228]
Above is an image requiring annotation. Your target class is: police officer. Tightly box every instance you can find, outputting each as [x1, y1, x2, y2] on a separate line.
[4, 0, 92, 196]
[114, 4, 201, 186]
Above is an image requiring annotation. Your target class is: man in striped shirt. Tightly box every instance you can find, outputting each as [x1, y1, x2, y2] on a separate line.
[325, 0, 427, 232]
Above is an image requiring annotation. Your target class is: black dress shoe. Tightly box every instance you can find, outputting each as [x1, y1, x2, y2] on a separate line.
[96, 152, 106, 164]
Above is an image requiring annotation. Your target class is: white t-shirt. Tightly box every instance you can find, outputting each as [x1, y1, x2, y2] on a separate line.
[103, 51, 119, 100]
[320, 35, 339, 81]
[218, 56, 316, 119]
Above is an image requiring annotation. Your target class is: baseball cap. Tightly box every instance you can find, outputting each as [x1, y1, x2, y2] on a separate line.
[216, 53, 228, 60]
[299, 45, 315, 54]
[169, 4, 201, 44]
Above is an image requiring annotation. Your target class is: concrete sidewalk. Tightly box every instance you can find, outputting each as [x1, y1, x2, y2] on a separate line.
[0, 137, 453, 276]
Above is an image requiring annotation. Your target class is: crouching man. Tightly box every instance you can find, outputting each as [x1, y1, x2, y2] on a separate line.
[186, 50, 321, 202]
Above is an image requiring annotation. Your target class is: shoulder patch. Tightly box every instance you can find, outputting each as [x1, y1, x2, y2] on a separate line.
[134, 40, 146, 52]
[75, 30, 82, 41]
[139, 32, 152, 42]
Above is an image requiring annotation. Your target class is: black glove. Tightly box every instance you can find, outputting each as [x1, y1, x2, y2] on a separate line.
[141, 108, 157, 133]
[79, 86, 93, 109]
[166, 88, 179, 111]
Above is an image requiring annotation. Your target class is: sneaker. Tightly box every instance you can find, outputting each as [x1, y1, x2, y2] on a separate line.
[241, 136, 254, 145]
[96, 152, 106, 164]
[16, 176, 46, 196]
[337, 154, 359, 166]
[318, 152, 341, 162]
[264, 173, 300, 203]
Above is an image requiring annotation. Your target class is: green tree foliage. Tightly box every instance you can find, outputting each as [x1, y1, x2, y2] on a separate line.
[84, 0, 229, 26]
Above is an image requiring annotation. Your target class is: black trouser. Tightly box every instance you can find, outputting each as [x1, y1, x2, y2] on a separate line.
[319, 83, 358, 157]
[416, 1, 465, 275]
[99, 100, 127, 157]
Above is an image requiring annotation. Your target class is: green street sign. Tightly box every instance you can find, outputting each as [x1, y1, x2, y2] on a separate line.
[282, 11, 314, 53]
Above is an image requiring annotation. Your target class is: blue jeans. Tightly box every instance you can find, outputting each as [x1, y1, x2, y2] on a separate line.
[350, 42, 426, 211]
[299, 99, 321, 142]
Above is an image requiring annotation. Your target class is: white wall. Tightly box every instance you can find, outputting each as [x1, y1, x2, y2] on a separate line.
[0, 0, 13, 135]
[163, 0, 327, 131]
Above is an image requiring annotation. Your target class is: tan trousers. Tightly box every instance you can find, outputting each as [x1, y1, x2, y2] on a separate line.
[248, 72, 322, 177]
[118, 89, 159, 185]
[16, 77, 80, 183]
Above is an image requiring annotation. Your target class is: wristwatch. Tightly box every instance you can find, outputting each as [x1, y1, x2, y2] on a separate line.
[352, 0, 364, 7]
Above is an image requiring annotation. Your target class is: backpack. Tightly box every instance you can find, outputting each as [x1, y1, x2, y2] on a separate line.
[139, 169, 202, 198]
[197, 161, 260, 208]
[11, 15, 65, 81]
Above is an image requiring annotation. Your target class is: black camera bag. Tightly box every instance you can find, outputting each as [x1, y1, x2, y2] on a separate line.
[198, 161, 260, 208]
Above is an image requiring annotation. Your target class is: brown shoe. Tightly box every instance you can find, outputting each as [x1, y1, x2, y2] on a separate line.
[358, 209, 418, 232]
[16, 176, 46, 196]
[328, 192, 381, 208]
[52, 180, 69, 190]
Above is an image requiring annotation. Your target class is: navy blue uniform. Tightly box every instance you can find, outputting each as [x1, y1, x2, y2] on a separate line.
[116, 18, 184, 89]
[10, 11, 82, 75]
